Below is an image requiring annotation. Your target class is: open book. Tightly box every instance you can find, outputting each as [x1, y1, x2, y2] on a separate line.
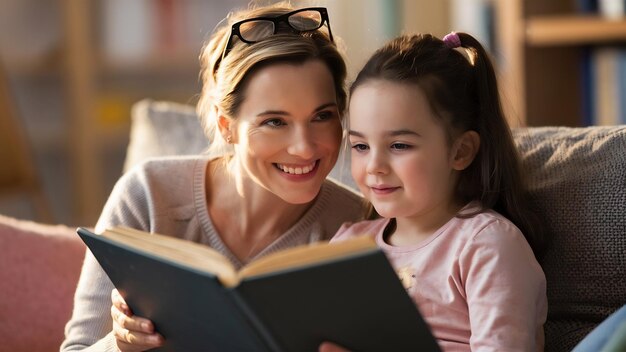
[77, 227, 440, 352]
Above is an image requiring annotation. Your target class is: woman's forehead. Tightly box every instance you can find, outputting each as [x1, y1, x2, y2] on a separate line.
[238, 60, 337, 114]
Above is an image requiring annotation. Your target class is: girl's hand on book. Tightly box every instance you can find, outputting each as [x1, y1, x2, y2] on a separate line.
[111, 289, 164, 351]
[319, 342, 351, 352]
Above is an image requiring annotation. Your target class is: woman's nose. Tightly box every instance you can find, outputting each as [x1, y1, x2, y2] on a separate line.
[286, 126, 315, 159]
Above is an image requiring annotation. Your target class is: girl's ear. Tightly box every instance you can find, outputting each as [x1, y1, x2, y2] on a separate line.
[451, 130, 480, 171]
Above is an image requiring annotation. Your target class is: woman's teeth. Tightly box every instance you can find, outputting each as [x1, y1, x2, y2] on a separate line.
[276, 161, 316, 175]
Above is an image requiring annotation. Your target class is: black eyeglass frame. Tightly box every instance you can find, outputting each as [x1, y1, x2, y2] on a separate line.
[220, 7, 334, 62]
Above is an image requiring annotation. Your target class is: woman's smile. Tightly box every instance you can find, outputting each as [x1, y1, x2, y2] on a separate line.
[274, 160, 320, 181]
[274, 160, 318, 175]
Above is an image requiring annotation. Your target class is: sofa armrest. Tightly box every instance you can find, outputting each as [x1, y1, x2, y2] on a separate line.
[0, 215, 85, 351]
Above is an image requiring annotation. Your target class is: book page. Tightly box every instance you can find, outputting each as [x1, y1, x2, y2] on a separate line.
[237, 236, 377, 282]
[105, 227, 239, 286]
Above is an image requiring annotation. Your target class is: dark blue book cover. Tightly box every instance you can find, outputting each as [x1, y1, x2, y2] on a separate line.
[77, 227, 441, 352]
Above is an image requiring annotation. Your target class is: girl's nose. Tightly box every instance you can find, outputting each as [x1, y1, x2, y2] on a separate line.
[366, 150, 388, 175]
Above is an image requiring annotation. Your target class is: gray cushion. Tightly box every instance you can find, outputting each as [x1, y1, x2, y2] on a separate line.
[124, 99, 209, 172]
[513, 126, 626, 352]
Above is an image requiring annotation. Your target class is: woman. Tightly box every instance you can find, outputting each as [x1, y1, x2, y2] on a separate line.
[61, 3, 364, 351]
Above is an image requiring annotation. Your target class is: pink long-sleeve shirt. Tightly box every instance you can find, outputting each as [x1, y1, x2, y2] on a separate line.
[332, 205, 547, 352]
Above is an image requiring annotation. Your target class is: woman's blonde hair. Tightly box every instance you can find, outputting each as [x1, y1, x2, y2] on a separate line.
[197, 2, 347, 158]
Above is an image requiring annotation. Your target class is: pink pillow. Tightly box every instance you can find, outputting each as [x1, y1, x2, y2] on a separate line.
[0, 215, 85, 352]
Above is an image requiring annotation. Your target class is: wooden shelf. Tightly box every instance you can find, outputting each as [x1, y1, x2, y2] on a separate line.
[97, 51, 200, 76]
[526, 15, 626, 46]
[1, 0, 210, 225]
[496, 0, 626, 127]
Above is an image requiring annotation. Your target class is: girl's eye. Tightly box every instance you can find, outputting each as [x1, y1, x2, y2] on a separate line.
[262, 118, 285, 127]
[391, 143, 412, 150]
[351, 143, 369, 152]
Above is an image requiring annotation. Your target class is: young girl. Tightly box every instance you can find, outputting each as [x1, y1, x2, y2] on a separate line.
[330, 32, 547, 351]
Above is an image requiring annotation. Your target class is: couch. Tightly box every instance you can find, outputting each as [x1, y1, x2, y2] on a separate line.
[1, 99, 624, 352]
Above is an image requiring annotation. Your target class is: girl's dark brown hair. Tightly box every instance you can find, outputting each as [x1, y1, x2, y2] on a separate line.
[351, 33, 544, 258]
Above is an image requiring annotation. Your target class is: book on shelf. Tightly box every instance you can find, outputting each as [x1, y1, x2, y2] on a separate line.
[620, 50, 626, 124]
[577, 0, 626, 126]
[593, 47, 619, 125]
[598, 0, 625, 19]
[77, 227, 441, 352]
[577, 0, 625, 18]
[100, 0, 251, 65]
[591, 47, 626, 125]
[101, 0, 154, 63]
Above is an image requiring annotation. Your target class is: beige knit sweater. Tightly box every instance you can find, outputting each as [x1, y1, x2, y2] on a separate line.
[61, 156, 364, 351]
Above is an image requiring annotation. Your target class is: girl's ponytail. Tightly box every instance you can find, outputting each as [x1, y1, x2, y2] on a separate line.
[456, 32, 545, 257]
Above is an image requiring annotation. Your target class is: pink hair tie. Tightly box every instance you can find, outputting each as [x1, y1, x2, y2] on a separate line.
[443, 32, 461, 48]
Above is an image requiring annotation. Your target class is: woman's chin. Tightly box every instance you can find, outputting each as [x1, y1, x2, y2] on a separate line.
[280, 188, 322, 205]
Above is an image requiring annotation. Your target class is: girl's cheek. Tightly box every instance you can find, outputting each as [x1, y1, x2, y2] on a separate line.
[351, 158, 368, 186]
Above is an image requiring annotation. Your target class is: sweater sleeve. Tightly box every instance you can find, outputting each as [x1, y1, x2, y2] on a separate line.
[61, 167, 152, 351]
[459, 219, 547, 352]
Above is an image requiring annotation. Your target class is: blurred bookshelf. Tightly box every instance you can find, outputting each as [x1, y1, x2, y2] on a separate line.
[0, 0, 247, 225]
[495, 0, 626, 127]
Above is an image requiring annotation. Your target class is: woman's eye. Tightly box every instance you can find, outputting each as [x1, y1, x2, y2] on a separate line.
[391, 143, 412, 150]
[313, 111, 335, 121]
[262, 118, 285, 127]
[351, 143, 369, 152]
